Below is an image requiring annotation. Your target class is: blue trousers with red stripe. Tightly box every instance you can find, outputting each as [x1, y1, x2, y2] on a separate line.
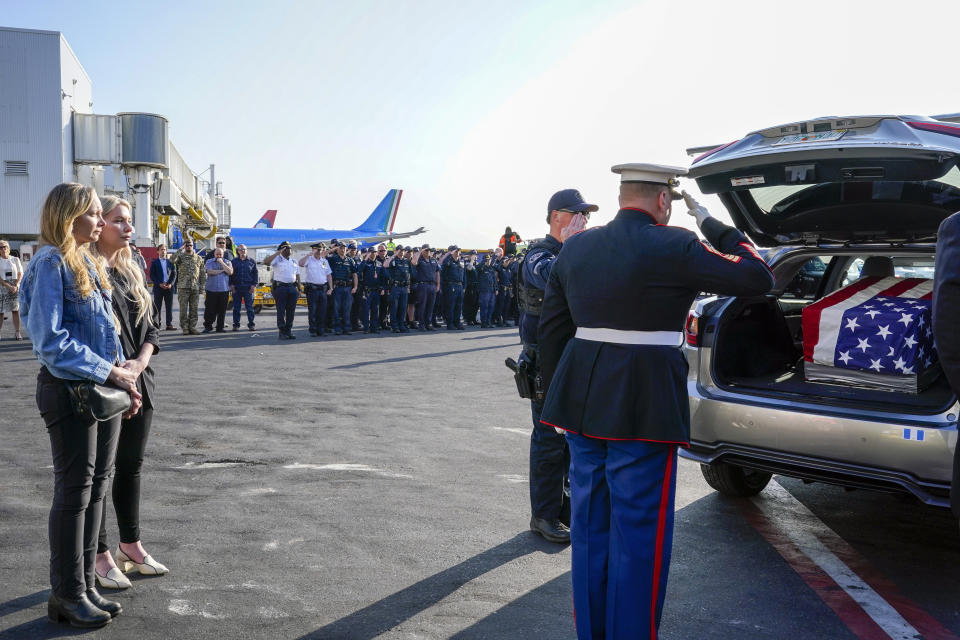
[565, 432, 678, 640]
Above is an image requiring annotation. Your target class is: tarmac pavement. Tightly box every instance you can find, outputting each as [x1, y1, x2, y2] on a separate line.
[0, 308, 958, 639]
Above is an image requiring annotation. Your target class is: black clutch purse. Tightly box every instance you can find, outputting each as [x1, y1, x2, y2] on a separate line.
[66, 381, 132, 422]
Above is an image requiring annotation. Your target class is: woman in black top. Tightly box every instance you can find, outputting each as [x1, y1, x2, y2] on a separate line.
[91, 196, 168, 589]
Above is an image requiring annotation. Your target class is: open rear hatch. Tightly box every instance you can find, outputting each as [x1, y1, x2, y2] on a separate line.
[687, 115, 960, 246]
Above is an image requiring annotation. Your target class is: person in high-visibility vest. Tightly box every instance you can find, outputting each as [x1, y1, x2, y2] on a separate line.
[499, 227, 522, 255]
[386, 239, 396, 252]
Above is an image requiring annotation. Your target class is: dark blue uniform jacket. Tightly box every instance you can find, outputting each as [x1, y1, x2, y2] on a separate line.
[538, 208, 774, 443]
[477, 263, 498, 292]
[441, 255, 466, 285]
[414, 258, 439, 284]
[519, 235, 561, 346]
[328, 254, 356, 282]
[932, 211, 960, 518]
[387, 257, 411, 285]
[359, 259, 383, 288]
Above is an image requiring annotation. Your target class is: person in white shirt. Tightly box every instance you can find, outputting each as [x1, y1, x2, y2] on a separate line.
[299, 243, 334, 337]
[0, 240, 23, 340]
[263, 241, 301, 339]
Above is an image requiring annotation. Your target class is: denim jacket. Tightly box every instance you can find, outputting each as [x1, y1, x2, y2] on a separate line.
[19, 245, 123, 383]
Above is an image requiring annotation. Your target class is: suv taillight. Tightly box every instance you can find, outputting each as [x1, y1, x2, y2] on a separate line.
[685, 312, 700, 347]
[907, 121, 960, 138]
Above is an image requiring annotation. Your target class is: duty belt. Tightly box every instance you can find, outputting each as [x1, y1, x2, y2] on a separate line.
[574, 328, 683, 347]
[272, 281, 297, 286]
[334, 279, 352, 287]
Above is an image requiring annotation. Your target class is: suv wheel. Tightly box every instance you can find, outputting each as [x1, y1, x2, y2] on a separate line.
[700, 462, 772, 497]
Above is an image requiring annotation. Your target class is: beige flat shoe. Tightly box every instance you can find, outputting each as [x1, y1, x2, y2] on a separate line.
[116, 547, 168, 576]
[96, 566, 132, 589]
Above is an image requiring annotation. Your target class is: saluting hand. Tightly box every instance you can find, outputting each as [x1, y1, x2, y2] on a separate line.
[682, 190, 712, 227]
[561, 213, 588, 242]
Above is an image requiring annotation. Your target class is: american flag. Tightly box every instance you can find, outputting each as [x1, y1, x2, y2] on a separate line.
[802, 277, 938, 377]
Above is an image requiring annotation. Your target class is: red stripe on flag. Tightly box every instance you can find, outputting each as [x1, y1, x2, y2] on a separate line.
[876, 277, 927, 298]
[802, 277, 881, 362]
[738, 500, 892, 640]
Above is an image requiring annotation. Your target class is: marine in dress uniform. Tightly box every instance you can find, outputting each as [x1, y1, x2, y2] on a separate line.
[538, 163, 774, 639]
[520, 188, 596, 544]
[264, 241, 301, 340]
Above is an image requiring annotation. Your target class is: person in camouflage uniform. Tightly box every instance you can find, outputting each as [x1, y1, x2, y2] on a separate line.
[171, 239, 206, 334]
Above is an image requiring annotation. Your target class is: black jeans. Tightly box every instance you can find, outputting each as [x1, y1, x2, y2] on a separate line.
[153, 287, 173, 327]
[203, 290, 229, 330]
[37, 368, 121, 599]
[99, 406, 153, 553]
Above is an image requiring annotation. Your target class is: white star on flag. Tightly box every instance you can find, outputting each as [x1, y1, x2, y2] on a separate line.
[926, 326, 933, 338]
[893, 307, 904, 312]
[865, 310, 880, 319]
[904, 335, 918, 348]
[846, 317, 860, 332]
[903, 365, 915, 374]
[919, 346, 925, 359]
[897, 313, 913, 327]
[918, 315, 926, 327]
[926, 357, 933, 367]
[862, 305, 875, 309]
[887, 346, 895, 356]
[883, 302, 895, 307]
[869, 359, 884, 372]
[857, 338, 870, 353]
[876, 325, 892, 340]
[893, 356, 906, 370]
[838, 351, 852, 365]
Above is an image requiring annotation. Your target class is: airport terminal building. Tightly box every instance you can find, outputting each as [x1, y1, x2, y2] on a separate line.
[0, 26, 230, 262]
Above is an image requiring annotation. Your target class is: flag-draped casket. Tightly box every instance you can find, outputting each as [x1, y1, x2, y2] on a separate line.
[802, 276, 940, 392]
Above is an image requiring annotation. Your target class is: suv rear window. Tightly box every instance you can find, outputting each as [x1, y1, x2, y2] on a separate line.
[747, 166, 960, 215]
[840, 257, 936, 288]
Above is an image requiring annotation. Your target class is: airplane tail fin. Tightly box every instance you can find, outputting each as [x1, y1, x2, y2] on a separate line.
[353, 190, 403, 233]
[253, 210, 277, 228]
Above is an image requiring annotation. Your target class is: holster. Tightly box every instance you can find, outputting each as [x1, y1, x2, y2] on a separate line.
[505, 346, 544, 401]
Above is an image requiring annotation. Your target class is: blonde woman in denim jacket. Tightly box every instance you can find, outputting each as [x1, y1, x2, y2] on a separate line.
[19, 183, 141, 629]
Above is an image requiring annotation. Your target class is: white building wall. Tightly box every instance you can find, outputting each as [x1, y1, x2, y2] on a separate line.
[0, 28, 92, 239]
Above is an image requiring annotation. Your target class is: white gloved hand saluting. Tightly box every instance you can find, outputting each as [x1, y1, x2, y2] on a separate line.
[682, 190, 712, 227]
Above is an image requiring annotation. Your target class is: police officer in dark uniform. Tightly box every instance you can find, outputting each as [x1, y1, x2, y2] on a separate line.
[327, 240, 358, 335]
[440, 245, 466, 330]
[477, 253, 498, 327]
[519, 188, 596, 544]
[358, 247, 384, 333]
[463, 250, 480, 325]
[411, 244, 440, 331]
[347, 242, 364, 331]
[383, 246, 411, 333]
[538, 163, 774, 639]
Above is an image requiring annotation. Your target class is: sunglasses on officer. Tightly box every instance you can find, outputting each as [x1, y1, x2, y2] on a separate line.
[559, 209, 590, 220]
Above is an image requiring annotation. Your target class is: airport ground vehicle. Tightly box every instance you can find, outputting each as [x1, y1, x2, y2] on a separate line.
[681, 115, 960, 523]
[250, 284, 307, 315]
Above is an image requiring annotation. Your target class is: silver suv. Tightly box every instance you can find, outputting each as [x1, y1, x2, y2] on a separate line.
[680, 114, 960, 526]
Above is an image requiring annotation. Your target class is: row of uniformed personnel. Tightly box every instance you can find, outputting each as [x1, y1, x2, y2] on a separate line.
[260, 239, 520, 339]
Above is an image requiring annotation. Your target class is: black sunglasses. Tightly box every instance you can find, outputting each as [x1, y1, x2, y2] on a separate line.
[560, 209, 590, 219]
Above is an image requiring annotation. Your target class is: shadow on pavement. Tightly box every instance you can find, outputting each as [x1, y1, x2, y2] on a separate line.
[328, 342, 520, 370]
[449, 573, 573, 640]
[0, 589, 89, 639]
[294, 532, 566, 640]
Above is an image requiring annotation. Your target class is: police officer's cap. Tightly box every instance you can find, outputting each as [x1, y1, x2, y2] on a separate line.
[420, 243, 430, 251]
[448, 244, 459, 252]
[277, 241, 292, 250]
[547, 189, 598, 215]
[469, 249, 478, 255]
[612, 163, 687, 200]
[404, 246, 412, 251]
[310, 242, 324, 249]
[347, 241, 358, 249]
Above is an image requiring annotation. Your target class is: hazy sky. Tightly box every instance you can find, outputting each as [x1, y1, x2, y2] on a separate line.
[5, 0, 960, 246]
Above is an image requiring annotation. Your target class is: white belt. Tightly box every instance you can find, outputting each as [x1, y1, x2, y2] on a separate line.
[575, 327, 683, 347]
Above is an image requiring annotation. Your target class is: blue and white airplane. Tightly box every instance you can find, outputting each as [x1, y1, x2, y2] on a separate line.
[228, 189, 424, 250]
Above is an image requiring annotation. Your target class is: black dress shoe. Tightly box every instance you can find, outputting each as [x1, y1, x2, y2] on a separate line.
[530, 516, 571, 544]
[47, 593, 111, 628]
[85, 587, 122, 617]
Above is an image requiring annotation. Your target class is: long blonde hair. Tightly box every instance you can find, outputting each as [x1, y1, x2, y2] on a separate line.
[40, 183, 111, 298]
[91, 196, 153, 328]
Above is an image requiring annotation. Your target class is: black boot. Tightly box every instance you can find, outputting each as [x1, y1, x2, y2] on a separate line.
[47, 593, 112, 628]
[85, 587, 122, 617]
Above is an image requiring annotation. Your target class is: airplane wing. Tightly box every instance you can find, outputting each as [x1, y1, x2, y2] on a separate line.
[241, 228, 428, 251]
